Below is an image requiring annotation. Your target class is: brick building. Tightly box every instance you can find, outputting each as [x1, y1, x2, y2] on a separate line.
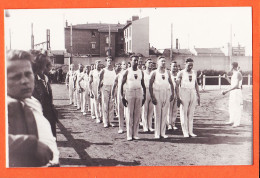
[64, 22, 125, 58]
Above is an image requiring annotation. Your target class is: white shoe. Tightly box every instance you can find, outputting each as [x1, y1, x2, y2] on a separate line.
[154, 135, 160, 139]
[190, 133, 197, 137]
[143, 129, 149, 132]
[109, 123, 115, 127]
[133, 136, 140, 140]
[232, 124, 239, 127]
[104, 124, 109, 128]
[83, 112, 87, 116]
[173, 126, 178, 130]
[226, 121, 233, 125]
[127, 137, 133, 141]
[162, 135, 168, 138]
[184, 134, 189, 138]
[140, 122, 143, 126]
[118, 130, 123, 134]
[149, 128, 155, 132]
[96, 119, 101, 123]
[168, 125, 173, 130]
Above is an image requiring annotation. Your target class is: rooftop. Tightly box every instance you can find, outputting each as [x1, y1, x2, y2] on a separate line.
[163, 48, 193, 55]
[195, 48, 224, 54]
[66, 23, 125, 32]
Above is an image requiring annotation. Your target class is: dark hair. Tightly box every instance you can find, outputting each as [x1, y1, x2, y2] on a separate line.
[157, 56, 166, 61]
[106, 56, 113, 61]
[171, 61, 177, 64]
[145, 58, 152, 63]
[31, 53, 49, 74]
[231, 62, 238, 68]
[185, 58, 193, 63]
[6, 50, 33, 63]
[129, 55, 139, 60]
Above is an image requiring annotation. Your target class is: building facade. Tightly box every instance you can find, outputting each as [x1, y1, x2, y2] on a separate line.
[123, 16, 149, 57]
[64, 23, 125, 58]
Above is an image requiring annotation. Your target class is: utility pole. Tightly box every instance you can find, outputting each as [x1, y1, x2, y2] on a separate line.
[108, 24, 111, 56]
[170, 23, 173, 61]
[70, 23, 73, 64]
[9, 28, 11, 50]
[46, 29, 50, 50]
[229, 24, 233, 67]
[31, 23, 34, 50]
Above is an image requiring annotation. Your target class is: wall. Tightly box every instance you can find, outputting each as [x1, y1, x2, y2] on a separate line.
[99, 32, 116, 57]
[132, 17, 149, 57]
[68, 55, 252, 72]
[64, 28, 100, 55]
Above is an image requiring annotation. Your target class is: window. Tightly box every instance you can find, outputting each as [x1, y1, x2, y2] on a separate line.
[129, 27, 131, 37]
[91, 43, 96, 49]
[129, 40, 131, 50]
[91, 31, 95, 37]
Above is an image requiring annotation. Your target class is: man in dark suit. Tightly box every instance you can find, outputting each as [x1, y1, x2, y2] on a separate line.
[7, 50, 58, 167]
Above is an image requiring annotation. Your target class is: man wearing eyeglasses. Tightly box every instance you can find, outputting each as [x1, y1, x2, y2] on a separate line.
[176, 58, 200, 138]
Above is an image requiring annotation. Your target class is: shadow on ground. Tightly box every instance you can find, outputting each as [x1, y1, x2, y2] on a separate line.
[56, 108, 140, 167]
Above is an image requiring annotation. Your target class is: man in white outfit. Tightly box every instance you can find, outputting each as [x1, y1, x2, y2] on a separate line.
[78, 65, 91, 115]
[222, 62, 243, 127]
[89, 60, 102, 123]
[74, 64, 84, 110]
[167, 61, 179, 130]
[112, 61, 127, 133]
[65, 64, 76, 105]
[142, 58, 155, 132]
[176, 58, 200, 138]
[150, 56, 174, 139]
[98, 57, 117, 128]
[121, 55, 146, 141]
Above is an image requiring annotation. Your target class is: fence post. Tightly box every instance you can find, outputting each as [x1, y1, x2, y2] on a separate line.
[203, 75, 206, 90]
[218, 75, 221, 89]
[248, 74, 250, 85]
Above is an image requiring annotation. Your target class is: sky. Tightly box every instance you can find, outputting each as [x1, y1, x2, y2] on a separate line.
[4, 7, 252, 56]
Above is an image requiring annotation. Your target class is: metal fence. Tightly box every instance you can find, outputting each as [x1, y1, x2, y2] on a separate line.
[202, 74, 252, 89]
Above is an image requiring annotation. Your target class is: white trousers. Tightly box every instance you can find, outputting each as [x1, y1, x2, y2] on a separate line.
[179, 88, 197, 136]
[68, 83, 76, 104]
[229, 89, 243, 126]
[125, 88, 143, 139]
[167, 97, 178, 126]
[102, 85, 114, 126]
[153, 89, 170, 137]
[90, 98, 95, 118]
[76, 87, 81, 109]
[91, 93, 102, 120]
[81, 89, 90, 113]
[142, 88, 154, 131]
[117, 93, 125, 131]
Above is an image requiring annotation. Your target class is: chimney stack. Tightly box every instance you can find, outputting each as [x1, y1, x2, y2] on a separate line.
[132, 16, 139, 21]
[176, 38, 179, 49]
[65, 20, 68, 28]
[126, 20, 131, 24]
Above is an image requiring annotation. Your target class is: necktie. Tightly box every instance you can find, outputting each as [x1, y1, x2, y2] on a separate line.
[22, 103, 39, 138]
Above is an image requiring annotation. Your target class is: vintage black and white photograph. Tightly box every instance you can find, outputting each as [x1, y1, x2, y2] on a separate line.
[5, 7, 252, 167]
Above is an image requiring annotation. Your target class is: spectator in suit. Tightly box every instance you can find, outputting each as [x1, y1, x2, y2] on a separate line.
[31, 52, 58, 137]
[7, 50, 59, 167]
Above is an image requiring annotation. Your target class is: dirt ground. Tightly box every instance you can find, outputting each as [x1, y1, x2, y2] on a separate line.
[52, 84, 252, 167]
